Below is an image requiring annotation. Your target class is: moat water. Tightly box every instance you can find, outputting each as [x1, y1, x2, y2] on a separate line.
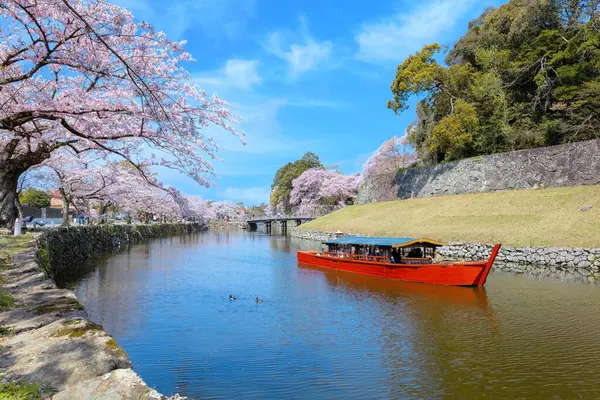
[66, 231, 600, 399]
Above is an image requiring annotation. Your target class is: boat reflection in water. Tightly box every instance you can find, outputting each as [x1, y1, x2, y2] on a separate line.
[299, 262, 496, 317]
[298, 262, 501, 398]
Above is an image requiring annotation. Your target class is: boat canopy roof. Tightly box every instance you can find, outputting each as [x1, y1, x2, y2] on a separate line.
[323, 236, 445, 248]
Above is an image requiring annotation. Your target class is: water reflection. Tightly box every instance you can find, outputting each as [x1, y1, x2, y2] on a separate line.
[67, 232, 600, 399]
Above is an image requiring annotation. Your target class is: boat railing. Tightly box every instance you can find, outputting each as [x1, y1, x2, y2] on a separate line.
[320, 251, 389, 263]
[402, 257, 431, 264]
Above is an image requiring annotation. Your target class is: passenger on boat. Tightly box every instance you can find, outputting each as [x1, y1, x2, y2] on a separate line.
[427, 251, 445, 263]
[390, 249, 401, 264]
[407, 248, 423, 258]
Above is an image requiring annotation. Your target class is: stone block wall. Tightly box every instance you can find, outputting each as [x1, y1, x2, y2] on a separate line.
[439, 243, 600, 283]
[208, 220, 248, 230]
[37, 223, 206, 279]
[358, 139, 600, 203]
[290, 228, 339, 242]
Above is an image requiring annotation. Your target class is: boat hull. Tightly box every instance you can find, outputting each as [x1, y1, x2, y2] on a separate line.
[297, 250, 497, 287]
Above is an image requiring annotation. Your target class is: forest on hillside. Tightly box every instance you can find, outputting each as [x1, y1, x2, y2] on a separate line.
[389, 0, 600, 164]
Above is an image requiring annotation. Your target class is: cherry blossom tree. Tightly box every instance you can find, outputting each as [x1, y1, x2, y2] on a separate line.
[210, 201, 245, 221]
[362, 135, 416, 178]
[0, 0, 243, 228]
[263, 203, 275, 217]
[32, 149, 184, 224]
[289, 168, 360, 216]
[183, 195, 216, 223]
[37, 151, 108, 224]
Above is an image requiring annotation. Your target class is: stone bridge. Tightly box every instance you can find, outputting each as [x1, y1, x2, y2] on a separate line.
[247, 216, 315, 235]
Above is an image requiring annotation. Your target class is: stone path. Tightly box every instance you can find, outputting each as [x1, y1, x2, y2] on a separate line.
[0, 239, 184, 399]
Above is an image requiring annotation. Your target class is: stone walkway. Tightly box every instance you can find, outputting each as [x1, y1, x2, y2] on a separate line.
[0, 238, 184, 399]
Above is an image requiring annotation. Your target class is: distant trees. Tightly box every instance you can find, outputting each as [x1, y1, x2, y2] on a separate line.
[210, 201, 246, 220]
[271, 152, 323, 214]
[389, 0, 600, 164]
[246, 203, 268, 218]
[19, 188, 51, 209]
[289, 168, 360, 216]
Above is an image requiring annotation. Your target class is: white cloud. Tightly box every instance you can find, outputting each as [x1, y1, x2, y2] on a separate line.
[217, 186, 271, 204]
[211, 98, 317, 154]
[263, 16, 333, 78]
[165, 0, 257, 41]
[355, 0, 477, 62]
[195, 59, 261, 90]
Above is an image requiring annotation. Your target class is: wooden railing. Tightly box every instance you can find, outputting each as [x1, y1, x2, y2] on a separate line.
[402, 257, 431, 264]
[320, 252, 389, 263]
[318, 253, 450, 265]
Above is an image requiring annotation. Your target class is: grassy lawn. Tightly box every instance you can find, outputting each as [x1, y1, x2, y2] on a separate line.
[299, 185, 600, 248]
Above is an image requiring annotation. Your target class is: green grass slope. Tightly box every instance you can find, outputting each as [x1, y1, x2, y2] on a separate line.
[299, 185, 600, 248]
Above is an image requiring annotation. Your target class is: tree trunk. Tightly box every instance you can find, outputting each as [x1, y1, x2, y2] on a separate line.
[0, 168, 20, 230]
[99, 201, 106, 224]
[59, 189, 71, 226]
[0, 147, 53, 229]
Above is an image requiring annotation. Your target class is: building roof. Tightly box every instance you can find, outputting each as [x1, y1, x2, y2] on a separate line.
[323, 236, 445, 248]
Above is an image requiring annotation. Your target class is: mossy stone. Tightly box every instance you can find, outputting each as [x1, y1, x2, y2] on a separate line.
[34, 298, 84, 315]
[105, 338, 128, 358]
[52, 321, 104, 338]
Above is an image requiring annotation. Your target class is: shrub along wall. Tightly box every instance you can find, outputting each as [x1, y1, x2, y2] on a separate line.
[37, 223, 206, 278]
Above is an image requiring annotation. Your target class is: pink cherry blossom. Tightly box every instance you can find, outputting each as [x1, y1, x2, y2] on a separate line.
[362, 136, 416, 178]
[0, 0, 243, 227]
[289, 168, 360, 216]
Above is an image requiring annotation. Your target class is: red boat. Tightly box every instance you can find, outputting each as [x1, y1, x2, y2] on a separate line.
[297, 236, 501, 287]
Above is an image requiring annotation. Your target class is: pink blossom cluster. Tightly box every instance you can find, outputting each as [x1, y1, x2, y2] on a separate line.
[362, 135, 416, 177]
[209, 201, 246, 220]
[289, 168, 360, 216]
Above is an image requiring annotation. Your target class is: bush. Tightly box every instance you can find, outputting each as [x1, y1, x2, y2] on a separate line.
[19, 188, 51, 209]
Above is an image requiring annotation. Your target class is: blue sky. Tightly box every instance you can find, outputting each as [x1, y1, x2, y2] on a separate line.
[117, 0, 504, 205]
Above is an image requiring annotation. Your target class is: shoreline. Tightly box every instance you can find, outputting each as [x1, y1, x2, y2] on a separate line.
[290, 228, 600, 284]
[0, 224, 204, 398]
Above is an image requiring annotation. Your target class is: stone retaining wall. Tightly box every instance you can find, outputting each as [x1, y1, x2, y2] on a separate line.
[290, 228, 339, 242]
[38, 223, 205, 280]
[208, 220, 247, 231]
[358, 139, 600, 203]
[439, 243, 600, 283]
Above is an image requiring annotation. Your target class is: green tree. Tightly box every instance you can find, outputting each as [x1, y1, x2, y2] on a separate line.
[19, 188, 51, 208]
[390, 0, 600, 164]
[271, 152, 323, 213]
[429, 99, 480, 161]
